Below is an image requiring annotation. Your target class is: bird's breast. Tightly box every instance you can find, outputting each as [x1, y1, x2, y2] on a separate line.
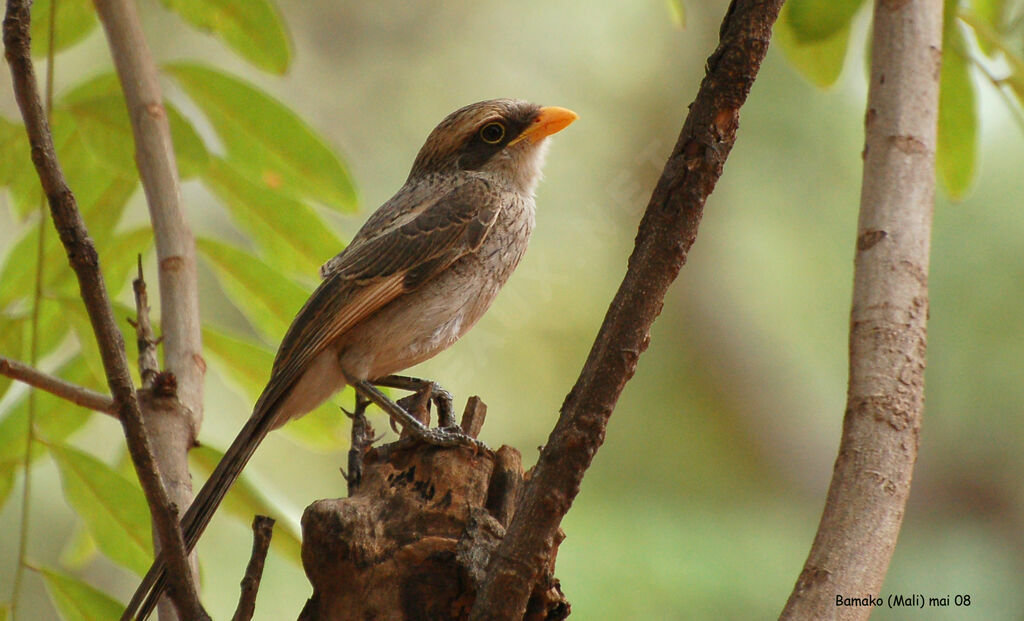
[336, 193, 535, 381]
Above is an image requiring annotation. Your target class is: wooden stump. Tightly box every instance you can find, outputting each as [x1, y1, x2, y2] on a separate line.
[298, 398, 569, 621]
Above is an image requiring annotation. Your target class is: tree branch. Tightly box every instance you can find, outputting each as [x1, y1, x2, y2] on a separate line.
[0, 354, 117, 416]
[92, 2, 205, 617]
[92, 0, 205, 423]
[232, 516, 275, 621]
[780, 1, 942, 618]
[2, 3, 207, 620]
[469, 1, 785, 617]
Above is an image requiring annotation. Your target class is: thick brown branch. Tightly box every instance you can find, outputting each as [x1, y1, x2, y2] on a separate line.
[780, 1, 942, 618]
[0, 354, 117, 416]
[232, 516, 275, 621]
[2, 3, 207, 620]
[469, 1, 785, 617]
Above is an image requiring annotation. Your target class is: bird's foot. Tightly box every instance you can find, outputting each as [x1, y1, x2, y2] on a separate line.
[407, 423, 487, 453]
[372, 374, 455, 427]
[353, 380, 486, 453]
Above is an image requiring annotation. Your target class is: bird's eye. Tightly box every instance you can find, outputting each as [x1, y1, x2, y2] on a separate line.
[479, 121, 506, 144]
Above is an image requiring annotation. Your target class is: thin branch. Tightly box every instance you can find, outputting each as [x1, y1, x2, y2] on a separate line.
[2, 3, 208, 620]
[231, 516, 275, 621]
[92, 0, 204, 424]
[780, 0, 942, 618]
[469, 0, 785, 617]
[0, 355, 117, 416]
[132, 256, 160, 389]
[11, 0, 54, 607]
[342, 395, 373, 495]
[10, 0, 60, 609]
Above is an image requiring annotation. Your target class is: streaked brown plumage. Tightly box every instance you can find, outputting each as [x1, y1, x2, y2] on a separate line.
[122, 99, 577, 619]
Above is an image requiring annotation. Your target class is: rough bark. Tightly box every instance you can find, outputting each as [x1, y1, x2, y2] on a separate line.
[299, 401, 568, 621]
[780, 0, 942, 619]
[233, 516, 276, 621]
[469, 1, 785, 618]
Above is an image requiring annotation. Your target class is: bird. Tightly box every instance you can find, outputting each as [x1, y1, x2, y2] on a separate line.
[121, 99, 577, 619]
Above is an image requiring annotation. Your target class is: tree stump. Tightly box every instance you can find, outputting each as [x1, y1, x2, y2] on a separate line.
[298, 397, 569, 620]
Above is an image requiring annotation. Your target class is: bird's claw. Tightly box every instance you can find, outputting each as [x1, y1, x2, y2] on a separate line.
[407, 423, 488, 453]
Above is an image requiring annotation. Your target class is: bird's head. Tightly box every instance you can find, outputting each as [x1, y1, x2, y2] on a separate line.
[409, 99, 577, 195]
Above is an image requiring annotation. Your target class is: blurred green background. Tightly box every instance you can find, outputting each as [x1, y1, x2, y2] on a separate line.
[2, 0, 1023, 619]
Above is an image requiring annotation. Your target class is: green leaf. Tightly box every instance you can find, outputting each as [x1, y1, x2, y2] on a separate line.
[60, 72, 210, 180]
[60, 522, 100, 570]
[88, 228, 155, 300]
[204, 156, 343, 276]
[970, 0, 1006, 57]
[4, 102, 137, 221]
[937, 23, 978, 199]
[39, 566, 124, 621]
[0, 328, 97, 514]
[0, 304, 83, 380]
[17, 169, 136, 302]
[29, 0, 98, 58]
[776, 4, 851, 88]
[0, 356, 98, 479]
[65, 305, 108, 387]
[50, 443, 153, 576]
[190, 444, 302, 564]
[202, 325, 348, 451]
[62, 298, 142, 388]
[159, 0, 291, 74]
[786, 0, 865, 42]
[58, 77, 135, 176]
[0, 116, 30, 189]
[0, 465, 15, 510]
[0, 317, 24, 397]
[203, 325, 274, 399]
[167, 103, 211, 178]
[197, 237, 310, 340]
[167, 63, 357, 211]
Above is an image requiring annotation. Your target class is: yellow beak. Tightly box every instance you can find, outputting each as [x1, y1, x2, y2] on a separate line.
[510, 106, 578, 145]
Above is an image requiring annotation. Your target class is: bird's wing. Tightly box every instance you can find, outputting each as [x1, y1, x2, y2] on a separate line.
[257, 176, 503, 418]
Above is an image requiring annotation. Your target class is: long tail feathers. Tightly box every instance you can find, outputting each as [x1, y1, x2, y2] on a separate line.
[121, 403, 279, 620]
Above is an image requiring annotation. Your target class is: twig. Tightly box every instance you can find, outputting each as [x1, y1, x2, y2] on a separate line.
[780, 1, 941, 618]
[2, 3, 208, 620]
[231, 515, 275, 621]
[131, 256, 160, 389]
[11, 0, 57, 612]
[0, 355, 118, 416]
[343, 395, 373, 495]
[460, 395, 487, 439]
[468, 0, 785, 618]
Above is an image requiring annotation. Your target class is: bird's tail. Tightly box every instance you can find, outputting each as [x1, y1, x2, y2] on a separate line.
[120, 400, 280, 620]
